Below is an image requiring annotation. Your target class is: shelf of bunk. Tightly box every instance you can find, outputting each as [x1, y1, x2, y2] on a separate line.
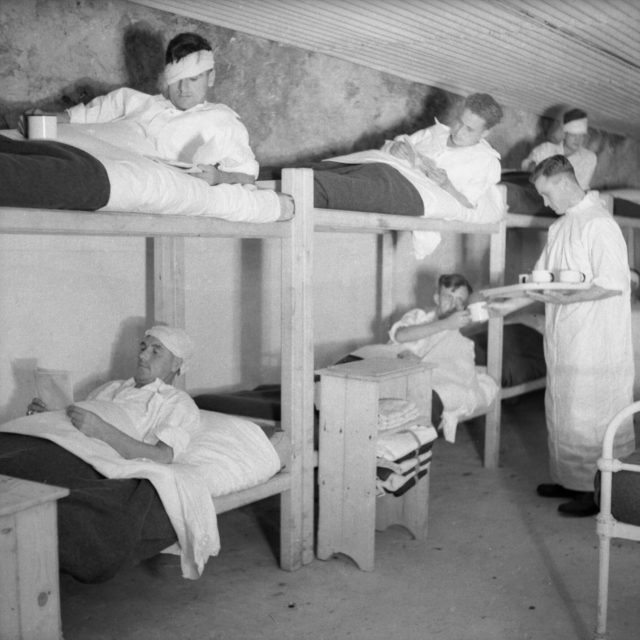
[316, 358, 434, 571]
[313, 208, 501, 235]
[0, 206, 290, 239]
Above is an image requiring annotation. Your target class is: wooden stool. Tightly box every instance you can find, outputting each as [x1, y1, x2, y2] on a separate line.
[0, 474, 68, 640]
[317, 358, 433, 571]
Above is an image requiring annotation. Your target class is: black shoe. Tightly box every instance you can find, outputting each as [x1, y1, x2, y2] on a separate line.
[558, 492, 599, 517]
[536, 483, 581, 499]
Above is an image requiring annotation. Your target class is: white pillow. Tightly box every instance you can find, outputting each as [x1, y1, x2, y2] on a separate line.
[176, 410, 281, 497]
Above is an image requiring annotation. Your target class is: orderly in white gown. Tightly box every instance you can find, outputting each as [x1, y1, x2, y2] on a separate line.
[492, 155, 634, 517]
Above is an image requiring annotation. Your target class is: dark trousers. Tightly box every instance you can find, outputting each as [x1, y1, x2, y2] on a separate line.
[0, 135, 110, 210]
[310, 161, 424, 216]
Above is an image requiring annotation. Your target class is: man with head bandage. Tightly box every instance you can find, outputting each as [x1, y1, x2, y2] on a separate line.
[521, 108, 597, 190]
[26, 32, 258, 186]
[26, 324, 201, 463]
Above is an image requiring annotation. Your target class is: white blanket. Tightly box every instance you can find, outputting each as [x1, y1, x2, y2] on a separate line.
[0, 408, 280, 579]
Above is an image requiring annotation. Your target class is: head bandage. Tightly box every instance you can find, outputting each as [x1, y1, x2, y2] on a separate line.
[164, 50, 214, 87]
[563, 117, 588, 135]
[145, 325, 195, 375]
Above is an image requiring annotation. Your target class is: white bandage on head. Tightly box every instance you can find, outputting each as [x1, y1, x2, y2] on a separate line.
[145, 325, 195, 376]
[164, 49, 214, 87]
[563, 117, 588, 135]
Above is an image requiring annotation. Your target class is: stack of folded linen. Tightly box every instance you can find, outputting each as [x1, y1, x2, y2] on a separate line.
[375, 424, 438, 497]
[377, 397, 421, 431]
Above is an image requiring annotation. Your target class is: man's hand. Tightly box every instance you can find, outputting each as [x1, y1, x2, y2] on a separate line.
[419, 157, 448, 186]
[195, 164, 255, 186]
[26, 397, 48, 415]
[66, 405, 112, 439]
[441, 309, 472, 330]
[386, 140, 419, 166]
[398, 350, 422, 362]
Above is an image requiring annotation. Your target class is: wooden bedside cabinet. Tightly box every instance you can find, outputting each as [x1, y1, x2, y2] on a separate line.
[0, 474, 69, 640]
[317, 357, 434, 571]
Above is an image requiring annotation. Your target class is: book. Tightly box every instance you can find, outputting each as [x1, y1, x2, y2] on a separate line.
[34, 367, 73, 410]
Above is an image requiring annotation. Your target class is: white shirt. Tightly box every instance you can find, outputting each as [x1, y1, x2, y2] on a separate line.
[86, 377, 201, 458]
[522, 141, 597, 190]
[330, 120, 501, 212]
[388, 308, 481, 410]
[68, 87, 258, 177]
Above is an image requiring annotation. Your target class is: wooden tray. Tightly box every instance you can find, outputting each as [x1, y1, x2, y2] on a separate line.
[480, 282, 591, 299]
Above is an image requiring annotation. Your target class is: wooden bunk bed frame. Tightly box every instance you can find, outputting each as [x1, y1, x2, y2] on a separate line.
[3, 168, 634, 579]
[0, 169, 316, 574]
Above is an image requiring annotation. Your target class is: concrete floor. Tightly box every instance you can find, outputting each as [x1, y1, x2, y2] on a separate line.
[59, 390, 640, 640]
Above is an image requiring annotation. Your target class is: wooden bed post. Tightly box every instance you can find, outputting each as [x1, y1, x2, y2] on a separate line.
[149, 236, 186, 388]
[378, 232, 396, 340]
[280, 169, 315, 569]
[485, 220, 507, 468]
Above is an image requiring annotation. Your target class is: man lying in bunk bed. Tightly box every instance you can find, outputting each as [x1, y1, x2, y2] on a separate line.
[0, 325, 205, 582]
[0, 32, 289, 221]
[306, 92, 505, 256]
[340, 273, 497, 442]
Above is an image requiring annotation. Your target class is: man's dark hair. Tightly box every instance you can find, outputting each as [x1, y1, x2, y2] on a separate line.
[563, 108, 587, 124]
[530, 154, 577, 183]
[438, 273, 473, 295]
[464, 93, 504, 129]
[165, 32, 212, 64]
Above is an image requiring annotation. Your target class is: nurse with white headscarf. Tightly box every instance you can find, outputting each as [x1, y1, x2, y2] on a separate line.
[522, 108, 597, 190]
[495, 155, 634, 517]
[33, 32, 259, 186]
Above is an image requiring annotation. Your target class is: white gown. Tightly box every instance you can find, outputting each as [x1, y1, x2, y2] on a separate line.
[536, 192, 635, 490]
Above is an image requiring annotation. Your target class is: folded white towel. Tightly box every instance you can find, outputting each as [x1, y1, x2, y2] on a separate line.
[378, 397, 420, 431]
[376, 425, 438, 460]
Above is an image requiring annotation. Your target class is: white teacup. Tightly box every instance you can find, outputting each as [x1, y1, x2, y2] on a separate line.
[559, 269, 586, 284]
[27, 115, 57, 140]
[530, 269, 554, 284]
[468, 301, 489, 323]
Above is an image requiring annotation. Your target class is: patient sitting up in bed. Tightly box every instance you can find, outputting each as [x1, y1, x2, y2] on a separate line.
[21, 32, 257, 187]
[0, 324, 202, 582]
[23, 324, 200, 462]
[349, 273, 495, 440]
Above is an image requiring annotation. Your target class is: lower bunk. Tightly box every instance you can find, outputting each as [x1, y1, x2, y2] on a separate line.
[0, 408, 289, 583]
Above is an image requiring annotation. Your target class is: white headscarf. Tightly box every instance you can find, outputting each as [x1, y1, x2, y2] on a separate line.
[145, 325, 195, 376]
[563, 117, 588, 135]
[162, 49, 214, 87]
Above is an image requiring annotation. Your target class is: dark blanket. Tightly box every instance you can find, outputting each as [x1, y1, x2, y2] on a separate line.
[0, 433, 176, 583]
[466, 323, 546, 387]
[613, 197, 640, 219]
[0, 135, 110, 210]
[499, 171, 554, 217]
[260, 161, 424, 216]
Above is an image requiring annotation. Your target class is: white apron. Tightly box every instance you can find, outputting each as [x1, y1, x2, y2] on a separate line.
[536, 192, 635, 490]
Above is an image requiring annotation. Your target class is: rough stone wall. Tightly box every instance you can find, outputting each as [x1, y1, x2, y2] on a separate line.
[3, 0, 638, 185]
